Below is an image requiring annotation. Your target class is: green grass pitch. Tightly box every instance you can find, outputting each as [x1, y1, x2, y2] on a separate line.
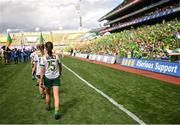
[0, 57, 180, 124]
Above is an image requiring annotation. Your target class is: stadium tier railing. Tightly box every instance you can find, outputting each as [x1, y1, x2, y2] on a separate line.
[102, 5, 180, 33]
[105, 0, 173, 26]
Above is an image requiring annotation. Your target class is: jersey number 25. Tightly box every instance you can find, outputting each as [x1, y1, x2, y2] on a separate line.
[48, 60, 56, 71]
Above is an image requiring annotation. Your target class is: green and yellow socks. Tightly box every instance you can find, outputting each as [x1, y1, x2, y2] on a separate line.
[54, 107, 60, 120]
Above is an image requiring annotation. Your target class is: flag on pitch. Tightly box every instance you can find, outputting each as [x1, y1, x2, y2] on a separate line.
[39, 33, 44, 45]
[6, 33, 12, 47]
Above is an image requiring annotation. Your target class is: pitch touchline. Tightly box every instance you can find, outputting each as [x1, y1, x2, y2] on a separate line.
[62, 64, 146, 125]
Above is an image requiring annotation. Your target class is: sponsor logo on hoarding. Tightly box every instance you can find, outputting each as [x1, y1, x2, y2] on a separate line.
[121, 58, 180, 77]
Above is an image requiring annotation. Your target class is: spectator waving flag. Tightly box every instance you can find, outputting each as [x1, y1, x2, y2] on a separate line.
[40, 32, 44, 45]
[6, 33, 12, 47]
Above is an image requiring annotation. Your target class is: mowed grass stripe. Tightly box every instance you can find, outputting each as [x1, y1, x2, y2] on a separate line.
[62, 57, 180, 124]
[63, 63, 146, 125]
[60, 64, 136, 124]
[0, 62, 136, 124]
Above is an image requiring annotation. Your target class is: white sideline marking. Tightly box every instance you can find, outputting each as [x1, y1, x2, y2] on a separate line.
[62, 63, 146, 125]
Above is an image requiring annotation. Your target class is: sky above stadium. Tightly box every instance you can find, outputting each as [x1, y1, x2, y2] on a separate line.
[0, 0, 123, 33]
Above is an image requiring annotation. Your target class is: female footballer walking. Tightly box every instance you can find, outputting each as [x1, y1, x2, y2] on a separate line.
[40, 41, 62, 120]
[33, 44, 45, 99]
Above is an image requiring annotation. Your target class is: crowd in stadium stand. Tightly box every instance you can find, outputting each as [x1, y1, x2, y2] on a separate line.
[112, 2, 180, 27]
[73, 19, 180, 62]
[148, 2, 179, 15]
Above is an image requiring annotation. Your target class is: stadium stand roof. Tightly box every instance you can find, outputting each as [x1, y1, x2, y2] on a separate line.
[99, 0, 180, 33]
[105, 0, 173, 25]
[99, 0, 144, 21]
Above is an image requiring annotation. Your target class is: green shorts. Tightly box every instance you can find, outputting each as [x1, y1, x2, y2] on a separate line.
[43, 76, 60, 88]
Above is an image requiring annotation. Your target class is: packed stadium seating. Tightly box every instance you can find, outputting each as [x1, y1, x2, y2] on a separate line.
[70, 0, 180, 62]
[73, 19, 180, 61]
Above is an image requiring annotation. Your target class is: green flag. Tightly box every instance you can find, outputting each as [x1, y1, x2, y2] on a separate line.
[40, 33, 44, 45]
[6, 33, 12, 47]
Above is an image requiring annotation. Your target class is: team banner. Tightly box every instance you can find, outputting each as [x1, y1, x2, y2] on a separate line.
[121, 58, 180, 77]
